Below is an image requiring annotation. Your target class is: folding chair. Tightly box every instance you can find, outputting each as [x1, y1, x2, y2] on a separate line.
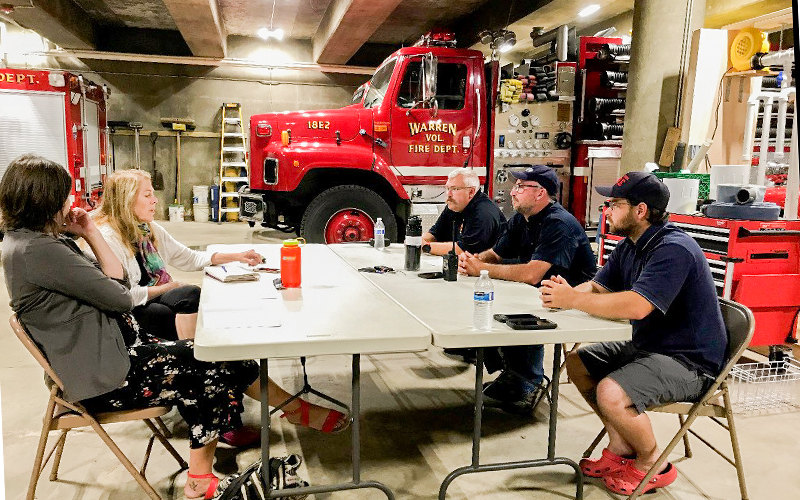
[582, 298, 755, 500]
[11, 314, 188, 500]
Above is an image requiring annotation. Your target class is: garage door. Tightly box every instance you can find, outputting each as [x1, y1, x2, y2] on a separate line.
[0, 89, 68, 180]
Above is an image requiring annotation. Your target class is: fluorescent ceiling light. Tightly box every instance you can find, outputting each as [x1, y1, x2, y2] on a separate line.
[257, 28, 284, 40]
[498, 43, 514, 53]
[579, 5, 601, 17]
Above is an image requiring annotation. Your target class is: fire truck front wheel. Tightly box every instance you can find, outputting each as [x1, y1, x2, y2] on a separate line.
[301, 185, 397, 244]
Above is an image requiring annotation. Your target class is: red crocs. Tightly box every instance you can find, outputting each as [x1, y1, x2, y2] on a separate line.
[580, 448, 632, 478]
[603, 461, 678, 495]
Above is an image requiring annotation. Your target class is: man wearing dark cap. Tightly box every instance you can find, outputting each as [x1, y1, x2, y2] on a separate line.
[540, 171, 726, 495]
[459, 164, 596, 413]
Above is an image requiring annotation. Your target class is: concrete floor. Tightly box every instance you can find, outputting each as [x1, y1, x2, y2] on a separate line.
[1, 221, 798, 500]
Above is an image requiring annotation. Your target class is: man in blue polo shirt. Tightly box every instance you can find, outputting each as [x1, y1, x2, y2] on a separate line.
[539, 171, 726, 495]
[423, 168, 506, 256]
[459, 165, 596, 413]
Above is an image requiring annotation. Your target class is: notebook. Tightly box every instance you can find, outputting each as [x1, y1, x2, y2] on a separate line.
[204, 264, 261, 283]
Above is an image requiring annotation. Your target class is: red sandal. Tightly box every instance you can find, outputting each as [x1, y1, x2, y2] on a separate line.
[280, 400, 350, 434]
[579, 448, 632, 478]
[603, 461, 678, 495]
[186, 472, 219, 500]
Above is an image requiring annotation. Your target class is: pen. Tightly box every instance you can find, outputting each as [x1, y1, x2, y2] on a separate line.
[220, 265, 227, 271]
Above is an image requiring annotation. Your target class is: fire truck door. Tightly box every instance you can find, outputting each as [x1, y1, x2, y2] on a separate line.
[0, 90, 68, 179]
[83, 100, 103, 189]
[390, 58, 475, 184]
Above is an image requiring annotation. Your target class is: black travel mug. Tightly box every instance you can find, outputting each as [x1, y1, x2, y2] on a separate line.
[404, 215, 422, 271]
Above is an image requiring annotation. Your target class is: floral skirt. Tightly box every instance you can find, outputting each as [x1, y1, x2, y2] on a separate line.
[82, 314, 259, 449]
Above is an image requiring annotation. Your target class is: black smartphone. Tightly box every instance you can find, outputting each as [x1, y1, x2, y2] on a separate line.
[418, 271, 445, 279]
[506, 317, 558, 330]
[494, 313, 538, 323]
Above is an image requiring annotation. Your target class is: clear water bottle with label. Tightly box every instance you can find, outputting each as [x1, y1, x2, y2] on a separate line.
[473, 269, 494, 330]
[374, 217, 385, 251]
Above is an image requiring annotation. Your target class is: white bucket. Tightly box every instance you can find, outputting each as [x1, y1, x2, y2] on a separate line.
[193, 204, 210, 222]
[710, 165, 751, 200]
[168, 205, 185, 222]
[663, 178, 700, 214]
[192, 185, 210, 205]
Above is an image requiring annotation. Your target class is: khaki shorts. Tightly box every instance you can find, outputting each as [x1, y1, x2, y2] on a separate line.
[578, 341, 714, 414]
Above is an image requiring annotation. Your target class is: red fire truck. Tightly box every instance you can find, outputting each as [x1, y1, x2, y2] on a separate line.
[241, 30, 576, 243]
[0, 68, 109, 209]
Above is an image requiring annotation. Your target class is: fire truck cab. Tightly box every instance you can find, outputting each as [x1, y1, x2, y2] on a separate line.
[243, 30, 496, 243]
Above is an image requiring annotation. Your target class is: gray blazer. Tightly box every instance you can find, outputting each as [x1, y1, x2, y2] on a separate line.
[2, 229, 134, 402]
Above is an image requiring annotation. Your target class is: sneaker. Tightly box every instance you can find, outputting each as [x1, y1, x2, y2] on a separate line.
[442, 348, 476, 363]
[483, 372, 550, 415]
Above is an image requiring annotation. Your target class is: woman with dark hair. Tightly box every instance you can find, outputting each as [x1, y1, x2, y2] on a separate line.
[0, 155, 345, 499]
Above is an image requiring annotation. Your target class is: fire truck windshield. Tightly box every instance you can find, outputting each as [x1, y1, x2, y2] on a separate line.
[363, 58, 397, 109]
[351, 83, 367, 104]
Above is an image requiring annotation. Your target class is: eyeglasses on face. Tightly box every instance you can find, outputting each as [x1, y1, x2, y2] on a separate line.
[511, 183, 543, 193]
[444, 186, 472, 193]
[603, 200, 633, 211]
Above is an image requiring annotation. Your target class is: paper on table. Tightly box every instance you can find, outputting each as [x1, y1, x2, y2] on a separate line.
[202, 304, 282, 329]
[202, 282, 279, 311]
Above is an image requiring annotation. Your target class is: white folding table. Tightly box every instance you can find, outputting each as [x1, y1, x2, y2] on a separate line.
[194, 243, 431, 499]
[329, 243, 632, 500]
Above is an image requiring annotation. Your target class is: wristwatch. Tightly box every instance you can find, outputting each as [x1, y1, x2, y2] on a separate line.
[422, 243, 432, 253]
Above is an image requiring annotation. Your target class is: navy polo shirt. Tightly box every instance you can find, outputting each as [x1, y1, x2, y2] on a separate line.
[594, 222, 726, 376]
[429, 190, 506, 254]
[492, 202, 597, 287]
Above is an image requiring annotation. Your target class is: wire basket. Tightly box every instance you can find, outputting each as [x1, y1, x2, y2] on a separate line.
[654, 172, 711, 200]
[728, 358, 800, 413]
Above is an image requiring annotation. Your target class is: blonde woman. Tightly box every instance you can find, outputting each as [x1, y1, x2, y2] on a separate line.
[92, 170, 349, 446]
[92, 170, 261, 341]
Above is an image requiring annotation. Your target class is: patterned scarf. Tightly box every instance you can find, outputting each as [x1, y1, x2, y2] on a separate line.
[137, 223, 172, 286]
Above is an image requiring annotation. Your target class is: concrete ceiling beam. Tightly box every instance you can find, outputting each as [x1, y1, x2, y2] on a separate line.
[313, 0, 404, 65]
[4, 0, 95, 49]
[162, 0, 227, 58]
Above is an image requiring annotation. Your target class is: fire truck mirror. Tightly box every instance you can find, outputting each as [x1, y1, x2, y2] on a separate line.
[421, 52, 438, 105]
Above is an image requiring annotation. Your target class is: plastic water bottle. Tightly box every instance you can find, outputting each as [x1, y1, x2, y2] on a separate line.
[473, 270, 494, 330]
[374, 217, 385, 251]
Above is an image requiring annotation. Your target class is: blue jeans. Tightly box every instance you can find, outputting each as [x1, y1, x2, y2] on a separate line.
[499, 344, 545, 385]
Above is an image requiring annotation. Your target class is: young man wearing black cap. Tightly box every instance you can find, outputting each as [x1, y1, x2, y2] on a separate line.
[459, 164, 596, 413]
[539, 171, 726, 495]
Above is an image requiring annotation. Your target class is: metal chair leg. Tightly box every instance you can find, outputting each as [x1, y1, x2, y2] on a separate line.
[88, 419, 162, 500]
[154, 416, 173, 439]
[628, 411, 702, 500]
[722, 387, 749, 500]
[49, 430, 68, 481]
[144, 419, 188, 470]
[583, 428, 607, 458]
[678, 414, 693, 458]
[27, 392, 57, 500]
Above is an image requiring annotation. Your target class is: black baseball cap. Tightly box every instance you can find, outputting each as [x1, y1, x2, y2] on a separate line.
[595, 171, 670, 212]
[510, 165, 559, 196]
